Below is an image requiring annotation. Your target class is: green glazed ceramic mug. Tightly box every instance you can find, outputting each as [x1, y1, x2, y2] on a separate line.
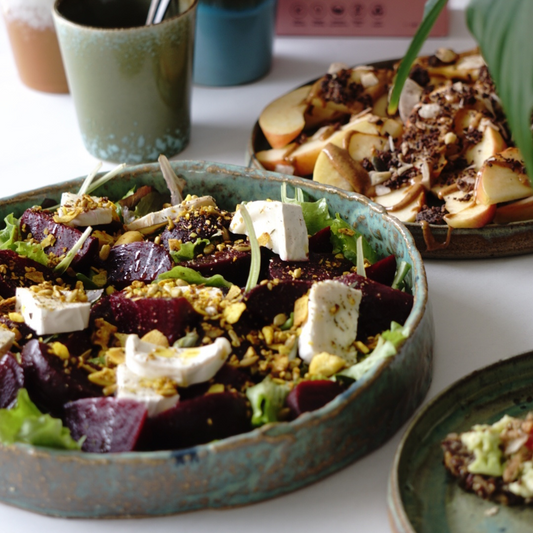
[53, 0, 197, 164]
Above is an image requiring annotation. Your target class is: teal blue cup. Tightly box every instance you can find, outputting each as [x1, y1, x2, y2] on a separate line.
[193, 0, 276, 86]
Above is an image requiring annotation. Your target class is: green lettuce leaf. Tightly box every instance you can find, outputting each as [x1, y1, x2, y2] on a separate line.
[13, 242, 49, 267]
[467, 0, 533, 184]
[170, 238, 210, 263]
[0, 214, 20, 249]
[0, 214, 49, 266]
[246, 376, 290, 427]
[0, 389, 81, 450]
[330, 214, 378, 265]
[281, 184, 333, 236]
[338, 323, 409, 381]
[156, 265, 232, 288]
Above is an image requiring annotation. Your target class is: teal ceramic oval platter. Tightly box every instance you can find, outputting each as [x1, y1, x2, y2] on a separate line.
[0, 161, 433, 518]
[388, 350, 533, 533]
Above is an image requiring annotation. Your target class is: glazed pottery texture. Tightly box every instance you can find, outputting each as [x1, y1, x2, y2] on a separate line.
[193, 0, 276, 86]
[53, 0, 196, 164]
[388, 350, 533, 533]
[0, 162, 433, 518]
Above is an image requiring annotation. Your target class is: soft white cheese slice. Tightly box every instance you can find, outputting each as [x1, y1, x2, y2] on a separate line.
[125, 334, 231, 387]
[298, 280, 362, 363]
[58, 192, 114, 226]
[0, 328, 16, 356]
[116, 363, 179, 417]
[229, 201, 309, 261]
[124, 195, 216, 231]
[15, 287, 91, 336]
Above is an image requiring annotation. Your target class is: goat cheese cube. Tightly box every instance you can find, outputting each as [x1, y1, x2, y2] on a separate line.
[116, 363, 179, 417]
[15, 287, 91, 336]
[125, 195, 216, 231]
[58, 192, 115, 226]
[298, 280, 362, 364]
[229, 201, 309, 261]
[125, 335, 231, 387]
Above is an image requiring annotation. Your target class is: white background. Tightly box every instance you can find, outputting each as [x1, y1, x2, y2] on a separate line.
[2, 0, 533, 532]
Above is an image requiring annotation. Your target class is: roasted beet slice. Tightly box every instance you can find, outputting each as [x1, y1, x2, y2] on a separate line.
[107, 293, 200, 343]
[286, 380, 345, 419]
[182, 248, 251, 286]
[140, 392, 251, 450]
[63, 397, 147, 453]
[20, 208, 99, 269]
[308, 226, 333, 253]
[243, 279, 312, 328]
[105, 241, 173, 288]
[176, 364, 252, 401]
[159, 210, 231, 249]
[20, 339, 103, 415]
[0, 249, 56, 298]
[365, 254, 397, 287]
[335, 272, 413, 339]
[269, 253, 353, 282]
[0, 353, 24, 409]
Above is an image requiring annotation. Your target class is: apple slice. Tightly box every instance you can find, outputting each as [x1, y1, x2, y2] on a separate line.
[313, 143, 372, 195]
[443, 202, 496, 228]
[345, 132, 389, 162]
[259, 85, 311, 149]
[289, 118, 386, 177]
[373, 184, 426, 223]
[464, 122, 507, 170]
[255, 144, 297, 172]
[494, 196, 533, 224]
[475, 147, 533, 205]
[442, 188, 475, 215]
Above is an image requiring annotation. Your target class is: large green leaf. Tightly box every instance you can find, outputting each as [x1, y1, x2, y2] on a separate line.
[388, 0, 448, 115]
[467, 0, 533, 184]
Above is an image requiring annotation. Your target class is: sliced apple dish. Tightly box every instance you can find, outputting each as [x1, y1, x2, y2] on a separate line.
[256, 48, 533, 230]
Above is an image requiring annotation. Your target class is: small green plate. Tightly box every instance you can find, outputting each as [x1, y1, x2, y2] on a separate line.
[388, 350, 533, 533]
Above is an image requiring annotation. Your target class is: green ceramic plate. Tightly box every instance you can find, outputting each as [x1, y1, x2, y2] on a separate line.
[0, 161, 433, 518]
[388, 350, 533, 533]
[247, 59, 533, 260]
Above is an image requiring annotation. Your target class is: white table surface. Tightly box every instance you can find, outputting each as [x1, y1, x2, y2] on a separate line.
[2, 1, 533, 532]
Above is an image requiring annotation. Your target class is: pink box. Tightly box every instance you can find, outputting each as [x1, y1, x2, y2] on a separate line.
[276, 0, 449, 37]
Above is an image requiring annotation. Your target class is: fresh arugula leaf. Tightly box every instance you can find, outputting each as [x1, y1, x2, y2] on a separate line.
[0, 389, 81, 450]
[157, 266, 232, 288]
[170, 238, 210, 263]
[388, 0, 448, 115]
[467, 0, 533, 184]
[329, 214, 378, 265]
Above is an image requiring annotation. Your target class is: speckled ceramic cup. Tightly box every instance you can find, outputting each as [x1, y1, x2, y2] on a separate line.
[53, 0, 197, 164]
